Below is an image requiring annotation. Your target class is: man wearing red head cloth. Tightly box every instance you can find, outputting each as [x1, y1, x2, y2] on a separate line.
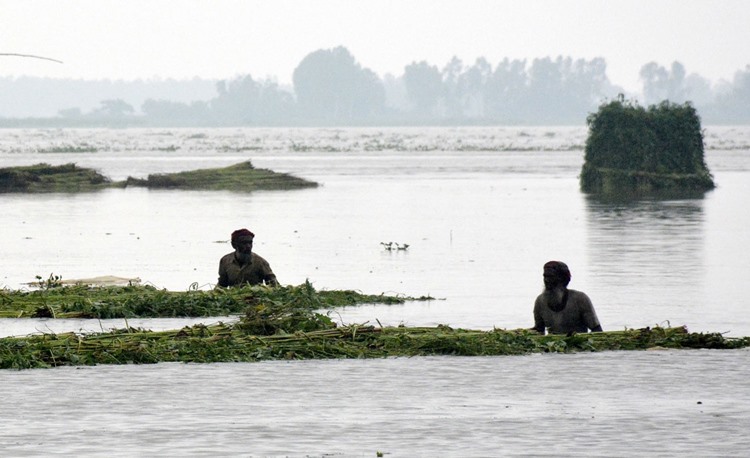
[531, 261, 602, 335]
[217, 229, 279, 287]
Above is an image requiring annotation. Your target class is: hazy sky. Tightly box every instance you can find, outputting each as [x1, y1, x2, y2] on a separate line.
[3, 0, 749, 92]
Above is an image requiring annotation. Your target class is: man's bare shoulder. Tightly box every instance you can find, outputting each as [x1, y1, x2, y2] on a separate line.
[567, 289, 592, 303]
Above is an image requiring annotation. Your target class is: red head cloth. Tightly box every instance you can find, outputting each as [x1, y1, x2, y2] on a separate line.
[231, 228, 255, 242]
[544, 261, 571, 286]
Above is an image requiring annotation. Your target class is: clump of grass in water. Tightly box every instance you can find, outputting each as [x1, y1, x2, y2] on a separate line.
[581, 96, 715, 197]
[2, 323, 748, 370]
[0, 163, 110, 193]
[122, 160, 317, 191]
[0, 280, 420, 319]
[0, 161, 316, 193]
[235, 281, 337, 335]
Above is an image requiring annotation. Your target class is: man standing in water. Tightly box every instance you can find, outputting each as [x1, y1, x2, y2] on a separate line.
[532, 261, 602, 335]
[217, 228, 279, 287]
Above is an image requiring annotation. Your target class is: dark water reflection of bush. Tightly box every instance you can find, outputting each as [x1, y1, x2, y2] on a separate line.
[584, 194, 706, 306]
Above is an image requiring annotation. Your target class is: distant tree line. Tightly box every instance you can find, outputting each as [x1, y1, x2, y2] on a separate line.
[1, 46, 749, 126]
[0, 76, 217, 119]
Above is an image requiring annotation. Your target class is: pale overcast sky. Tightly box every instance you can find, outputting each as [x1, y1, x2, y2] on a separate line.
[2, 0, 749, 92]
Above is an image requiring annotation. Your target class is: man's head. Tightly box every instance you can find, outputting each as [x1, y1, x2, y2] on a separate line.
[231, 229, 255, 258]
[543, 261, 571, 290]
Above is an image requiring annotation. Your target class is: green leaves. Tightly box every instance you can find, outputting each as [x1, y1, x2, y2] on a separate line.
[581, 98, 715, 196]
[0, 281, 413, 319]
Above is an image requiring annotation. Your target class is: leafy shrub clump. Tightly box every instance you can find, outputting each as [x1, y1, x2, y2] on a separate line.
[580, 97, 715, 196]
[0, 281, 418, 319]
[3, 324, 749, 370]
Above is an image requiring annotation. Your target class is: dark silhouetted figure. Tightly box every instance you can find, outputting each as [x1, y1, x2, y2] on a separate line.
[217, 228, 278, 287]
[532, 261, 602, 335]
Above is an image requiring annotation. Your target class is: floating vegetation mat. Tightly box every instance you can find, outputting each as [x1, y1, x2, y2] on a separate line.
[0, 160, 316, 193]
[0, 163, 110, 193]
[2, 282, 748, 370]
[122, 160, 316, 191]
[0, 281, 415, 319]
[2, 323, 748, 370]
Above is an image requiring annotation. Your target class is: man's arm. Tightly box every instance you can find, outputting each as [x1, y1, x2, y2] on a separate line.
[217, 258, 229, 288]
[264, 272, 279, 287]
[578, 292, 602, 332]
[531, 299, 546, 334]
[260, 258, 279, 286]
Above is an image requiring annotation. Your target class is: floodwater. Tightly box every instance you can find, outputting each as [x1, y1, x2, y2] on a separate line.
[1, 126, 749, 456]
[1, 351, 749, 457]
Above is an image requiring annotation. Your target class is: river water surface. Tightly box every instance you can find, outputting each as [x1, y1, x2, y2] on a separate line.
[1, 126, 749, 456]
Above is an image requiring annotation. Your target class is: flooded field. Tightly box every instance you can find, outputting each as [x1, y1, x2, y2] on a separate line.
[1, 126, 749, 455]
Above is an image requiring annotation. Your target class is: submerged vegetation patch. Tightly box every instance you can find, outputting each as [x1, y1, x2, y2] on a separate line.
[0, 160, 317, 193]
[0, 163, 110, 193]
[580, 98, 715, 198]
[123, 160, 316, 191]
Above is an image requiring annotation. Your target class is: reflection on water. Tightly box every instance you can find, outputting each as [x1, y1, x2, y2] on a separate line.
[585, 195, 707, 329]
[586, 195, 705, 281]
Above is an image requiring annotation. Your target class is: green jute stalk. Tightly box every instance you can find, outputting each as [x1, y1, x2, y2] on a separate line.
[0, 281, 425, 319]
[2, 324, 748, 371]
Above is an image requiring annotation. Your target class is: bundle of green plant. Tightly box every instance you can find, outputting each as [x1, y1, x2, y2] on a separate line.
[0, 163, 110, 193]
[371, 325, 750, 355]
[0, 281, 421, 319]
[0, 161, 316, 193]
[122, 160, 317, 191]
[2, 324, 748, 370]
[580, 97, 715, 197]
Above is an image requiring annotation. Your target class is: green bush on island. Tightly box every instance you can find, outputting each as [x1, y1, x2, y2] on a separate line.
[0, 160, 317, 193]
[580, 97, 715, 196]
